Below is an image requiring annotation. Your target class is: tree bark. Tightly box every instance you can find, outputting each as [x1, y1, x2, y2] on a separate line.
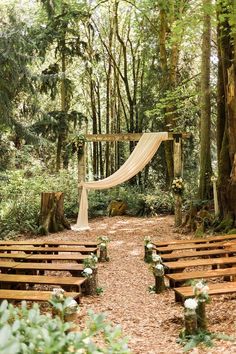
[199, 0, 212, 200]
[38, 192, 70, 235]
[217, 0, 236, 224]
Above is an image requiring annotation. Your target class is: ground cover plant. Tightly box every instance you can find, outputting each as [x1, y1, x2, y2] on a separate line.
[0, 299, 130, 354]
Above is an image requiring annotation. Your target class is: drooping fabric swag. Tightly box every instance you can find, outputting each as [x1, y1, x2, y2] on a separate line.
[72, 132, 168, 231]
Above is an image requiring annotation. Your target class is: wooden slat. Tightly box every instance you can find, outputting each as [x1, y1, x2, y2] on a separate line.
[0, 273, 86, 291]
[164, 256, 236, 272]
[166, 267, 236, 287]
[0, 253, 31, 260]
[27, 254, 88, 262]
[161, 248, 235, 261]
[155, 234, 236, 247]
[0, 246, 97, 254]
[174, 281, 236, 303]
[156, 241, 227, 254]
[0, 289, 80, 302]
[0, 240, 98, 247]
[14, 262, 84, 272]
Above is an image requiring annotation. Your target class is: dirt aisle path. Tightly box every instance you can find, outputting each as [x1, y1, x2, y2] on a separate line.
[79, 216, 183, 354]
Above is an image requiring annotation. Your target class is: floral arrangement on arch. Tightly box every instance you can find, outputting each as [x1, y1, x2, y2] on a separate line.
[171, 177, 184, 194]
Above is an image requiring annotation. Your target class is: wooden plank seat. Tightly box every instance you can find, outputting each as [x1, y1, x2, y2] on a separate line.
[0, 289, 80, 303]
[0, 253, 88, 263]
[166, 267, 236, 288]
[27, 254, 88, 263]
[0, 246, 97, 255]
[154, 234, 236, 247]
[164, 256, 236, 273]
[161, 248, 236, 262]
[174, 281, 236, 303]
[155, 241, 228, 254]
[0, 240, 98, 247]
[0, 261, 85, 276]
[0, 273, 86, 292]
[13, 262, 85, 276]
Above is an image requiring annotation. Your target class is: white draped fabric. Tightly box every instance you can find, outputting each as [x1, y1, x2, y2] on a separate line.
[71, 132, 168, 231]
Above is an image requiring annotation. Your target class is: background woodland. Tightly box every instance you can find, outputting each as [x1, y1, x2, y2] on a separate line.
[0, 0, 236, 237]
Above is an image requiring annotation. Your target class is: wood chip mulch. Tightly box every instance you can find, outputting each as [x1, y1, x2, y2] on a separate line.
[20, 215, 236, 354]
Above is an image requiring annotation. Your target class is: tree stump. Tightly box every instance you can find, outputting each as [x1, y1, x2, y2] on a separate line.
[184, 310, 198, 336]
[83, 268, 98, 295]
[155, 275, 166, 293]
[196, 300, 207, 331]
[144, 245, 153, 263]
[99, 246, 109, 262]
[38, 192, 70, 235]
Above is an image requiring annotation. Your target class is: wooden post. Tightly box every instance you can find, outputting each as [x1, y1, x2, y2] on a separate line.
[77, 141, 86, 203]
[211, 176, 219, 216]
[173, 134, 183, 227]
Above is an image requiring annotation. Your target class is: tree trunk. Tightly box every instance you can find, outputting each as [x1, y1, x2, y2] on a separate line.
[217, 0, 236, 224]
[38, 192, 70, 235]
[199, 0, 212, 200]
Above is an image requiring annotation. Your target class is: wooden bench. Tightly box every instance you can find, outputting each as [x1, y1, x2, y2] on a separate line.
[0, 240, 98, 247]
[163, 256, 236, 273]
[154, 234, 236, 247]
[0, 273, 86, 292]
[0, 261, 85, 276]
[0, 246, 98, 255]
[13, 262, 85, 276]
[156, 241, 228, 254]
[174, 281, 236, 303]
[161, 248, 235, 261]
[0, 289, 81, 303]
[166, 267, 236, 288]
[0, 253, 88, 263]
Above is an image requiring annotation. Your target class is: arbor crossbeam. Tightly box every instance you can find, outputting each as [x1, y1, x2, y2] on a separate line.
[85, 132, 190, 142]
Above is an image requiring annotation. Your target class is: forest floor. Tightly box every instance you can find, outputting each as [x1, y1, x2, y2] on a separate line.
[21, 215, 236, 354]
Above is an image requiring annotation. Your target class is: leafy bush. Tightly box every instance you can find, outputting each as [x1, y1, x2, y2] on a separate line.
[0, 168, 78, 238]
[88, 185, 175, 218]
[0, 300, 130, 354]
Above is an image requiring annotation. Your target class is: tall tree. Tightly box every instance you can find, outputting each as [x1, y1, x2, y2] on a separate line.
[199, 0, 212, 200]
[217, 0, 236, 225]
[37, 0, 89, 171]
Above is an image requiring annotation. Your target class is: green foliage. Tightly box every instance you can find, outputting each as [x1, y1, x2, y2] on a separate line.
[0, 168, 78, 238]
[0, 300, 130, 354]
[88, 185, 175, 218]
[96, 287, 104, 295]
[178, 329, 235, 352]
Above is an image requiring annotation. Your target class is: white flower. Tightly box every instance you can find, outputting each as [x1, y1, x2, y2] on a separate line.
[152, 254, 162, 263]
[144, 236, 151, 242]
[52, 288, 65, 296]
[67, 299, 78, 308]
[146, 243, 153, 249]
[154, 263, 164, 276]
[155, 264, 164, 270]
[184, 298, 198, 311]
[201, 285, 209, 294]
[83, 267, 93, 276]
[100, 242, 106, 248]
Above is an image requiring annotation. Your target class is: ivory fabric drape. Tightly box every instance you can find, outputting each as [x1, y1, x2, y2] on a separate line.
[71, 132, 168, 231]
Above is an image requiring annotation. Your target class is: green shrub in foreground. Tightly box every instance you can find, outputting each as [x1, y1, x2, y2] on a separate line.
[0, 300, 130, 354]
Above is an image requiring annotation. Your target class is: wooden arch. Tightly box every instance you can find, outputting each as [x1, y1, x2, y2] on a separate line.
[77, 132, 190, 227]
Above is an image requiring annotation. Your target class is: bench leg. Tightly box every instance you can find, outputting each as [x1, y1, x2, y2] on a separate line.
[174, 291, 183, 303]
